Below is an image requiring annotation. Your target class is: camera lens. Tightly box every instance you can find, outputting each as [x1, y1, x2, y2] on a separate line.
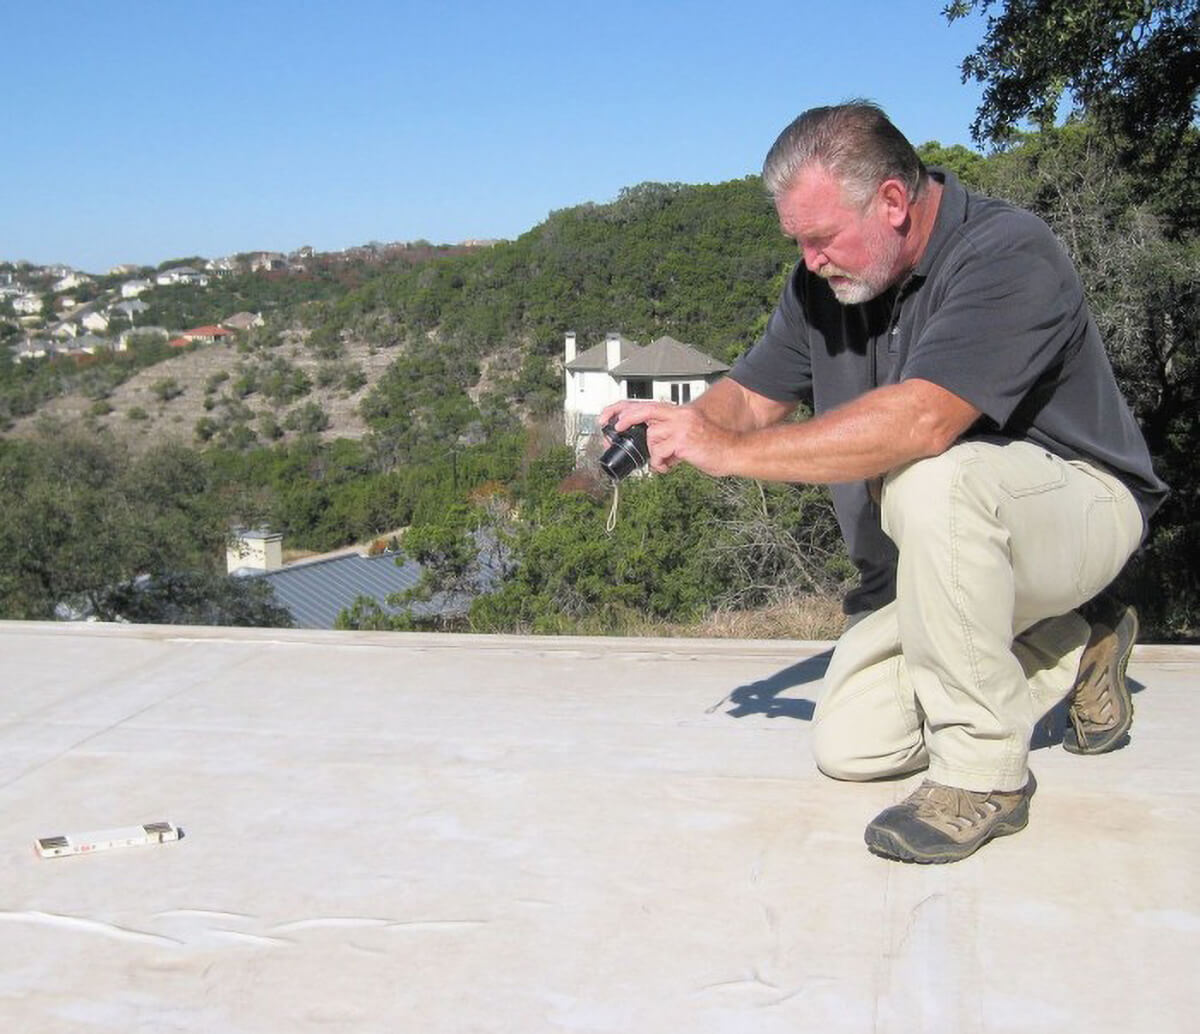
[599, 421, 649, 481]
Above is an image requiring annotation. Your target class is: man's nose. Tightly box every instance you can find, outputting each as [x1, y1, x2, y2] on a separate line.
[802, 244, 826, 272]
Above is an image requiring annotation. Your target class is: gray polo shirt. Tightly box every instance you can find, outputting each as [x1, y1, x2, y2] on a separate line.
[730, 168, 1168, 615]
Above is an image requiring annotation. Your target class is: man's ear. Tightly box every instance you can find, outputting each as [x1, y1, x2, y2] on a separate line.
[878, 178, 910, 229]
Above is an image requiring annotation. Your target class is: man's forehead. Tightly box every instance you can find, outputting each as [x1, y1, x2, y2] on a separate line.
[775, 164, 856, 235]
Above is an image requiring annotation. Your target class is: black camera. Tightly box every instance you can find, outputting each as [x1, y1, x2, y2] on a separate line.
[599, 420, 650, 481]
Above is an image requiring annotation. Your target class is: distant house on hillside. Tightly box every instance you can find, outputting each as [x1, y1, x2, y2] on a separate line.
[53, 272, 92, 292]
[121, 279, 153, 298]
[113, 299, 149, 322]
[222, 311, 264, 331]
[248, 252, 286, 273]
[81, 311, 109, 334]
[156, 266, 208, 287]
[206, 257, 238, 276]
[562, 331, 729, 449]
[176, 324, 235, 346]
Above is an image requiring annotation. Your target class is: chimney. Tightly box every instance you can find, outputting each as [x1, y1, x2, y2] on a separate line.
[226, 528, 283, 574]
[564, 330, 576, 365]
[605, 332, 621, 371]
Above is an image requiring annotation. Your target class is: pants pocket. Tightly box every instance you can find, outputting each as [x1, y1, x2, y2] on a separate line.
[997, 446, 1068, 498]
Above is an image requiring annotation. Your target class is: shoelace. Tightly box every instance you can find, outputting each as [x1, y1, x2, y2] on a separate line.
[910, 781, 1000, 833]
[1069, 653, 1118, 754]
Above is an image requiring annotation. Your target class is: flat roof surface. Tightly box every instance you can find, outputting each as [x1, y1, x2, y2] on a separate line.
[1, 621, 1196, 1032]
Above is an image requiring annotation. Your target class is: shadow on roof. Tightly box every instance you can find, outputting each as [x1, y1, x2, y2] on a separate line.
[716, 648, 833, 721]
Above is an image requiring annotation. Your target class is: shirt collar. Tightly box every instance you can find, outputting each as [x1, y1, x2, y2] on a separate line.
[912, 167, 968, 279]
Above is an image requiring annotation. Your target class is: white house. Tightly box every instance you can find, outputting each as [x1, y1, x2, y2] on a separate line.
[13, 294, 43, 315]
[206, 256, 240, 276]
[81, 311, 110, 333]
[248, 252, 286, 273]
[121, 279, 153, 298]
[155, 266, 208, 287]
[53, 272, 91, 292]
[563, 331, 730, 448]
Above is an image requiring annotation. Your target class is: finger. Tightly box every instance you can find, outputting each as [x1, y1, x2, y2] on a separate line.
[622, 402, 675, 430]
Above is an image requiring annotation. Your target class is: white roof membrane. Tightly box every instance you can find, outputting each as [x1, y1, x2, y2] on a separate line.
[0, 622, 1196, 1032]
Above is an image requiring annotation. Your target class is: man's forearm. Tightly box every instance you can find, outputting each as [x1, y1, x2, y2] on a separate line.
[706, 380, 980, 482]
[689, 376, 794, 432]
[600, 378, 980, 484]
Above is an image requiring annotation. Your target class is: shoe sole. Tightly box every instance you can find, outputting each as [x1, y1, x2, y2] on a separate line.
[1063, 606, 1138, 755]
[864, 806, 1030, 864]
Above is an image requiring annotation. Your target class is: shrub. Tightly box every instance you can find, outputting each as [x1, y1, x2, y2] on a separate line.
[151, 377, 183, 402]
[284, 400, 329, 434]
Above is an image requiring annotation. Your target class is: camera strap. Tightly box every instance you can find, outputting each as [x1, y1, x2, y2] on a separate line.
[605, 480, 620, 534]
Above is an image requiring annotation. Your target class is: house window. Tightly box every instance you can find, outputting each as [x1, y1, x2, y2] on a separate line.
[625, 379, 652, 400]
[670, 383, 692, 404]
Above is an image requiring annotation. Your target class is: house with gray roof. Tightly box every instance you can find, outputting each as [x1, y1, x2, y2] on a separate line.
[227, 528, 502, 629]
[113, 299, 149, 321]
[563, 331, 729, 447]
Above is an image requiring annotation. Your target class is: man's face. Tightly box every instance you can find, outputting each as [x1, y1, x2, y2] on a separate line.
[775, 164, 905, 305]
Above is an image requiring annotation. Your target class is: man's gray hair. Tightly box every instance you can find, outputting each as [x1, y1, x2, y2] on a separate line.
[762, 100, 928, 207]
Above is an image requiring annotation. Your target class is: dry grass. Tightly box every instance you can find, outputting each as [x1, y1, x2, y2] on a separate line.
[625, 596, 847, 642]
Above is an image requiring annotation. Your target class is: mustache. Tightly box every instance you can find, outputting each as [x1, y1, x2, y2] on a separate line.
[818, 265, 853, 280]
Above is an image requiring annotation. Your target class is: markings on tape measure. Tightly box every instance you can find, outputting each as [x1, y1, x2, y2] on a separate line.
[35, 822, 182, 858]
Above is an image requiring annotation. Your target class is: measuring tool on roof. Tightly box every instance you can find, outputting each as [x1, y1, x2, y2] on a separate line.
[35, 821, 181, 858]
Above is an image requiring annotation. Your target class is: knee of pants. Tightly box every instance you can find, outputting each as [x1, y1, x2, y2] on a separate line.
[811, 712, 890, 782]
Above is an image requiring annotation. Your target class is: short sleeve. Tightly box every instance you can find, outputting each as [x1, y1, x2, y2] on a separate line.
[901, 211, 1084, 428]
[728, 264, 815, 405]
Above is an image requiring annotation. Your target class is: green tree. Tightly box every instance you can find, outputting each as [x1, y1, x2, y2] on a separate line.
[100, 571, 293, 627]
[0, 435, 234, 622]
[946, 0, 1199, 160]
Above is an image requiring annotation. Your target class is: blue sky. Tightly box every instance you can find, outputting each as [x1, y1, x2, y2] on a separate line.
[5, 1, 989, 272]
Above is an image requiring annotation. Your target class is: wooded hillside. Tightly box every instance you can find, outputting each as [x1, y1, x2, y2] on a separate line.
[1, 121, 1196, 637]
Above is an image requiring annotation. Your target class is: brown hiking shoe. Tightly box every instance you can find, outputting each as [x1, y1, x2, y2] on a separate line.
[864, 774, 1037, 863]
[1063, 601, 1138, 755]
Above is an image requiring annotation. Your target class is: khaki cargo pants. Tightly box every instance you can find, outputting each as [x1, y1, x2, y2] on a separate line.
[812, 440, 1143, 793]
